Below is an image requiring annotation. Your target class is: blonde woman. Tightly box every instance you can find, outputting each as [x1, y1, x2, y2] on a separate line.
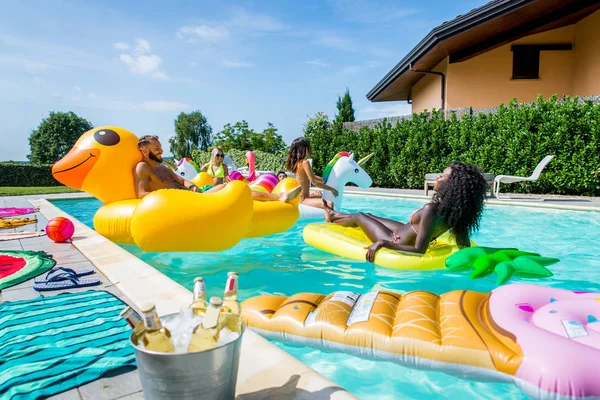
[201, 147, 229, 185]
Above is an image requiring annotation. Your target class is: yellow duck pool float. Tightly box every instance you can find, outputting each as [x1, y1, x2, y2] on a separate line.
[51, 126, 299, 252]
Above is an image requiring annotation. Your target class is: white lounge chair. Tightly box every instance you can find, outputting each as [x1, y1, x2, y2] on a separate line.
[493, 155, 554, 199]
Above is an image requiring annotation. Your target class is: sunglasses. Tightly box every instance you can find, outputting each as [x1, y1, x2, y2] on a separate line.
[215, 154, 224, 158]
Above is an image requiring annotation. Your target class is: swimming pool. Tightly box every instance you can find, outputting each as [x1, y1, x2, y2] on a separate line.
[52, 195, 600, 399]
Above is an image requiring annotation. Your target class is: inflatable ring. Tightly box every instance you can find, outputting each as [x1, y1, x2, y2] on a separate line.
[241, 284, 600, 400]
[303, 222, 473, 270]
[52, 126, 299, 252]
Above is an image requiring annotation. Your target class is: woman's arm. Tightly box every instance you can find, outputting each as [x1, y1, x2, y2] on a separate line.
[223, 164, 229, 178]
[200, 163, 209, 172]
[364, 204, 438, 261]
[301, 160, 338, 196]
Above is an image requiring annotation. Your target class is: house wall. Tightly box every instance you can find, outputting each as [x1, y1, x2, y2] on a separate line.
[572, 10, 600, 96]
[411, 58, 448, 113]
[445, 26, 575, 109]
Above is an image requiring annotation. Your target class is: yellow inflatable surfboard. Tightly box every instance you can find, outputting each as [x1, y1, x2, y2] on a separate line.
[303, 223, 469, 270]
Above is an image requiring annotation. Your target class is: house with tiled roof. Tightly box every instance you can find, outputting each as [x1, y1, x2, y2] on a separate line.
[367, 0, 600, 113]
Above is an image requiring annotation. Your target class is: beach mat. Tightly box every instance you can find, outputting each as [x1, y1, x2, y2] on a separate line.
[0, 218, 37, 230]
[0, 250, 56, 291]
[0, 290, 136, 399]
[0, 231, 46, 242]
[0, 208, 38, 218]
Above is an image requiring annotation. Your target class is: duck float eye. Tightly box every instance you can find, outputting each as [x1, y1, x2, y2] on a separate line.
[94, 129, 120, 146]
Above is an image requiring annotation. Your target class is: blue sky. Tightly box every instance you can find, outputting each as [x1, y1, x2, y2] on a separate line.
[0, 0, 481, 160]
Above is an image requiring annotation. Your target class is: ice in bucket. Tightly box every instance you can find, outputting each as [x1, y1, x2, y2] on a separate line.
[121, 272, 244, 354]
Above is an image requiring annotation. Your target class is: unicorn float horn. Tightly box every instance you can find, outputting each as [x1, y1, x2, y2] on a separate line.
[357, 153, 374, 166]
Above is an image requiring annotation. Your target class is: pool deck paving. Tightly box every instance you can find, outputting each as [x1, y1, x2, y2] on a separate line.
[0, 188, 598, 400]
[0, 193, 357, 400]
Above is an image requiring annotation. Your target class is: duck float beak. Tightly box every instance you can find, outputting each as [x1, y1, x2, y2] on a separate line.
[52, 147, 101, 189]
[357, 153, 374, 166]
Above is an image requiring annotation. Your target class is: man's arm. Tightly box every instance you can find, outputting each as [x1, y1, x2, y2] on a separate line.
[167, 167, 198, 191]
[134, 163, 152, 198]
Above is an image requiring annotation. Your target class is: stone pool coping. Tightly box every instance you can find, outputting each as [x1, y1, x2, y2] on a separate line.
[344, 187, 600, 212]
[29, 197, 357, 400]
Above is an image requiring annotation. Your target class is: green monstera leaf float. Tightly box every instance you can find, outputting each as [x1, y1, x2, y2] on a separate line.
[445, 247, 558, 284]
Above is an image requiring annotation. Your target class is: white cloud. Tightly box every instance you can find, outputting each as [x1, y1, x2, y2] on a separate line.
[24, 61, 51, 73]
[117, 39, 168, 80]
[307, 59, 329, 67]
[222, 60, 252, 68]
[0, 33, 109, 73]
[358, 103, 412, 119]
[74, 86, 82, 92]
[177, 25, 229, 41]
[71, 96, 80, 102]
[315, 35, 357, 52]
[88, 92, 97, 99]
[229, 8, 286, 32]
[328, 0, 419, 24]
[142, 101, 189, 112]
[113, 42, 129, 51]
[342, 66, 361, 74]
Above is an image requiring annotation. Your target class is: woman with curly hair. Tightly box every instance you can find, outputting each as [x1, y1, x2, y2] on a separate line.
[323, 162, 488, 262]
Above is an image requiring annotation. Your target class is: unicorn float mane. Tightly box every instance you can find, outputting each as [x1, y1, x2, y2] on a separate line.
[322, 152, 351, 182]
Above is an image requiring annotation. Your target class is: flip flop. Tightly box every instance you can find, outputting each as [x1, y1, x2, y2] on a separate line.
[33, 272, 101, 292]
[34, 266, 95, 284]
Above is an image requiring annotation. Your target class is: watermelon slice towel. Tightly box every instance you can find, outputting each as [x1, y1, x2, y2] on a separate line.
[0, 250, 56, 291]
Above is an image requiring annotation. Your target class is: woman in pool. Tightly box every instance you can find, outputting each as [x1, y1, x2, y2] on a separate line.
[323, 162, 487, 262]
[201, 147, 228, 185]
[286, 137, 338, 208]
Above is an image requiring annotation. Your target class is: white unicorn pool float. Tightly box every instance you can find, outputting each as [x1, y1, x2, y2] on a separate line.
[174, 157, 199, 180]
[299, 152, 373, 220]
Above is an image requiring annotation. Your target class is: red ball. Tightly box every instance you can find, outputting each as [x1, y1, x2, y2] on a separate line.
[46, 217, 75, 243]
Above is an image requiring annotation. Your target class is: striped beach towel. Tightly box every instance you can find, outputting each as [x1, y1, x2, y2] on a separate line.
[0, 291, 136, 399]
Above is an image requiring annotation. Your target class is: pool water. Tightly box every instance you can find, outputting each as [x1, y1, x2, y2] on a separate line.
[53, 196, 600, 399]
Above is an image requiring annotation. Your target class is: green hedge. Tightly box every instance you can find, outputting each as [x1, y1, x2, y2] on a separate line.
[304, 96, 600, 196]
[0, 163, 61, 187]
[191, 149, 287, 174]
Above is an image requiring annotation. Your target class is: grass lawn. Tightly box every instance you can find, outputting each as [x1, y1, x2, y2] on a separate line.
[0, 186, 81, 196]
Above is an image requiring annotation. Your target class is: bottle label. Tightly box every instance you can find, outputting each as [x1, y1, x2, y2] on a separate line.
[144, 315, 158, 330]
[347, 291, 379, 326]
[194, 281, 206, 299]
[226, 277, 237, 292]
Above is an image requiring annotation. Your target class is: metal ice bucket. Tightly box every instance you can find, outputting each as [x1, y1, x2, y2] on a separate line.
[130, 313, 245, 400]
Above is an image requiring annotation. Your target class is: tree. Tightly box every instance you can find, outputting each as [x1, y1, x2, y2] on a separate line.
[169, 110, 213, 159]
[28, 111, 94, 165]
[260, 123, 287, 153]
[335, 88, 356, 123]
[214, 121, 286, 153]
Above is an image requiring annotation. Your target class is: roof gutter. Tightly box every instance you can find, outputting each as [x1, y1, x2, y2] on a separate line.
[408, 64, 446, 110]
[366, 0, 530, 101]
